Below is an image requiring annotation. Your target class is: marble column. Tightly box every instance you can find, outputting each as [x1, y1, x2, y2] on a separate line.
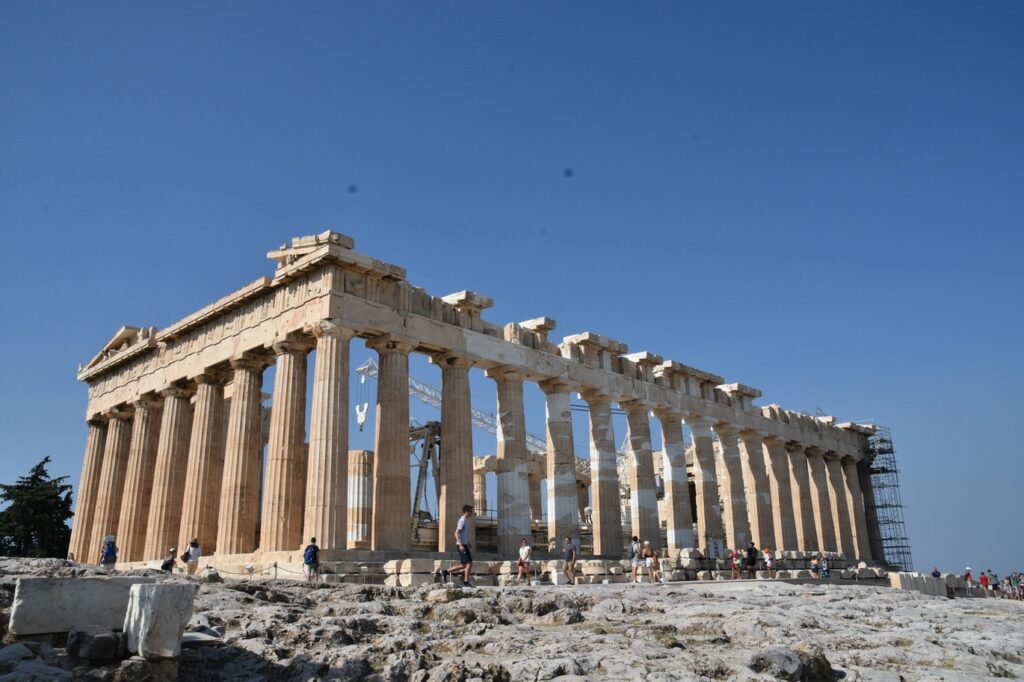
[304, 321, 355, 550]
[713, 424, 751, 550]
[806, 448, 837, 552]
[858, 461, 885, 562]
[622, 401, 659, 544]
[178, 373, 227, 555]
[143, 388, 193, 560]
[655, 411, 696, 550]
[90, 408, 133, 561]
[685, 416, 725, 553]
[738, 429, 776, 550]
[528, 473, 543, 522]
[583, 393, 622, 555]
[487, 368, 531, 557]
[347, 450, 373, 549]
[216, 356, 267, 555]
[843, 457, 872, 561]
[68, 417, 108, 563]
[368, 337, 413, 551]
[786, 442, 818, 552]
[826, 453, 855, 557]
[540, 380, 579, 546]
[576, 479, 589, 523]
[473, 468, 488, 517]
[435, 354, 474, 552]
[261, 340, 311, 552]
[763, 437, 798, 551]
[117, 397, 163, 562]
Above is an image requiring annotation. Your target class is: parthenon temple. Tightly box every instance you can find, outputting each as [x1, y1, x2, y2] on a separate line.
[70, 231, 883, 572]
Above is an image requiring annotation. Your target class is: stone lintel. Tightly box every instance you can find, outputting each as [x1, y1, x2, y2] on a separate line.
[267, 230, 354, 265]
[655, 360, 724, 386]
[837, 422, 877, 435]
[520, 316, 556, 333]
[622, 351, 663, 366]
[473, 455, 496, 473]
[441, 290, 495, 313]
[718, 382, 763, 399]
[816, 415, 837, 425]
[561, 331, 628, 355]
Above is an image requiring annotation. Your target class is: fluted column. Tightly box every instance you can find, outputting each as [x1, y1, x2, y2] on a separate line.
[806, 448, 837, 551]
[487, 368, 530, 557]
[143, 388, 193, 560]
[738, 430, 776, 550]
[178, 373, 228, 554]
[473, 468, 488, 517]
[347, 450, 373, 549]
[576, 479, 588, 523]
[655, 411, 695, 550]
[858, 461, 884, 561]
[368, 337, 413, 551]
[843, 457, 872, 561]
[434, 354, 474, 552]
[69, 417, 108, 563]
[714, 424, 751, 550]
[764, 437, 798, 551]
[540, 380, 579, 547]
[261, 340, 311, 552]
[117, 397, 163, 562]
[622, 401, 659, 543]
[685, 416, 725, 552]
[786, 442, 818, 551]
[303, 321, 355, 550]
[825, 453, 855, 557]
[583, 393, 622, 555]
[217, 356, 267, 555]
[90, 408, 133, 561]
[528, 473, 543, 521]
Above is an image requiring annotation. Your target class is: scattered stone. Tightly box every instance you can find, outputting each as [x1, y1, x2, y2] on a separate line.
[67, 626, 121, 662]
[123, 583, 198, 660]
[8, 577, 155, 636]
[748, 646, 803, 680]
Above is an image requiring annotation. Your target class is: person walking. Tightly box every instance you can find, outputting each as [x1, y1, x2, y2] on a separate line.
[820, 556, 831, 579]
[182, 538, 201, 576]
[745, 543, 759, 579]
[441, 505, 475, 587]
[515, 539, 532, 586]
[627, 536, 643, 584]
[730, 548, 742, 580]
[562, 536, 578, 585]
[641, 541, 662, 583]
[810, 554, 821, 578]
[964, 567, 973, 593]
[160, 548, 176, 573]
[303, 537, 320, 583]
[764, 550, 775, 578]
[99, 535, 118, 570]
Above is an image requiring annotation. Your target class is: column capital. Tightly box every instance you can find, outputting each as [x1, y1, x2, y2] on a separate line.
[805, 446, 824, 458]
[784, 440, 805, 454]
[484, 366, 525, 383]
[86, 415, 109, 428]
[130, 394, 163, 412]
[159, 384, 193, 400]
[683, 413, 714, 428]
[429, 352, 474, 370]
[308, 318, 357, 340]
[618, 398, 652, 415]
[104, 406, 133, 421]
[653, 407, 683, 423]
[822, 450, 841, 462]
[192, 369, 230, 386]
[579, 388, 610, 406]
[366, 334, 416, 355]
[537, 377, 574, 395]
[841, 454, 861, 465]
[271, 337, 315, 356]
[713, 421, 739, 438]
[229, 351, 274, 372]
[738, 428, 765, 441]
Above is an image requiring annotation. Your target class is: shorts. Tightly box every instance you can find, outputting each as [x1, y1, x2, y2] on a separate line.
[517, 559, 530, 569]
[630, 558, 641, 567]
[304, 563, 318, 577]
[645, 557, 654, 568]
[458, 545, 472, 564]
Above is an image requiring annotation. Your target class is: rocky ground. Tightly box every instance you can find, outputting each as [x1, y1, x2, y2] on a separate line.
[2, 559, 1023, 681]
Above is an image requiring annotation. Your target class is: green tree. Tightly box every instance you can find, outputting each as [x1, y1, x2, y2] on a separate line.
[0, 457, 74, 558]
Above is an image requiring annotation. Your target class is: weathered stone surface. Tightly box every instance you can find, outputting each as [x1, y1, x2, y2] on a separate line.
[67, 626, 121, 661]
[9, 577, 155, 636]
[123, 583, 198, 660]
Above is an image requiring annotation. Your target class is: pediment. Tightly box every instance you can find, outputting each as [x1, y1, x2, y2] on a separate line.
[82, 325, 157, 371]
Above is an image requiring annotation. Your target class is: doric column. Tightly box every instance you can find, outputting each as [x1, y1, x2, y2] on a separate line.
[487, 368, 530, 557]
[843, 457, 872, 561]
[713, 424, 751, 550]
[347, 450, 373, 549]
[825, 453, 855, 557]
[261, 339, 311, 552]
[738, 429, 776, 550]
[583, 392, 622, 555]
[90, 408, 133, 561]
[655, 411, 696, 550]
[178, 372, 228, 555]
[368, 336, 413, 551]
[433, 353, 474, 552]
[528, 472, 543, 522]
[622, 401, 659, 543]
[539, 379, 579, 547]
[473, 467, 488, 517]
[685, 416, 725, 552]
[216, 356, 267, 555]
[576, 478, 589, 523]
[117, 397, 163, 562]
[764, 437, 798, 551]
[68, 417, 108, 563]
[786, 441, 818, 551]
[304, 321, 356, 550]
[143, 387, 193, 560]
[858, 461, 885, 561]
[806, 448, 837, 551]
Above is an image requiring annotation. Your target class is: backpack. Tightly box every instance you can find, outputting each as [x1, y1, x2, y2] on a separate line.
[304, 545, 318, 565]
[627, 542, 641, 560]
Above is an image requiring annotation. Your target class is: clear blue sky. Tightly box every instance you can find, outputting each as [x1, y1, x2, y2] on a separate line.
[1, 3, 1021, 574]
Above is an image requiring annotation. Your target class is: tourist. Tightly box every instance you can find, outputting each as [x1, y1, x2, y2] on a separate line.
[160, 548, 176, 573]
[745, 543, 759, 579]
[303, 537, 320, 583]
[627, 536, 643, 583]
[810, 555, 820, 578]
[182, 538, 201, 576]
[441, 504, 475, 588]
[986, 570, 998, 594]
[979, 571, 989, 591]
[641, 541, 661, 583]
[730, 548, 742, 580]
[515, 538, 532, 586]
[820, 556, 830, 579]
[99, 535, 118, 570]
[931, 567, 941, 578]
[764, 550, 775, 578]
[964, 567, 973, 592]
[562, 536, 578, 585]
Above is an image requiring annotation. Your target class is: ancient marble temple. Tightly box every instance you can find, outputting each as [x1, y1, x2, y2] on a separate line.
[69, 231, 880, 566]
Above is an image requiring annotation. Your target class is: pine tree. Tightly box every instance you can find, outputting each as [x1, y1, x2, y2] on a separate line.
[0, 457, 74, 558]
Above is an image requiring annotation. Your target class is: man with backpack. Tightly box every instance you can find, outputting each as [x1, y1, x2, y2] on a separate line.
[303, 537, 320, 583]
[627, 536, 643, 584]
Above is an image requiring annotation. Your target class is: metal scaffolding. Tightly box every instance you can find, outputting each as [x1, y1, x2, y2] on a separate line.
[866, 425, 913, 571]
